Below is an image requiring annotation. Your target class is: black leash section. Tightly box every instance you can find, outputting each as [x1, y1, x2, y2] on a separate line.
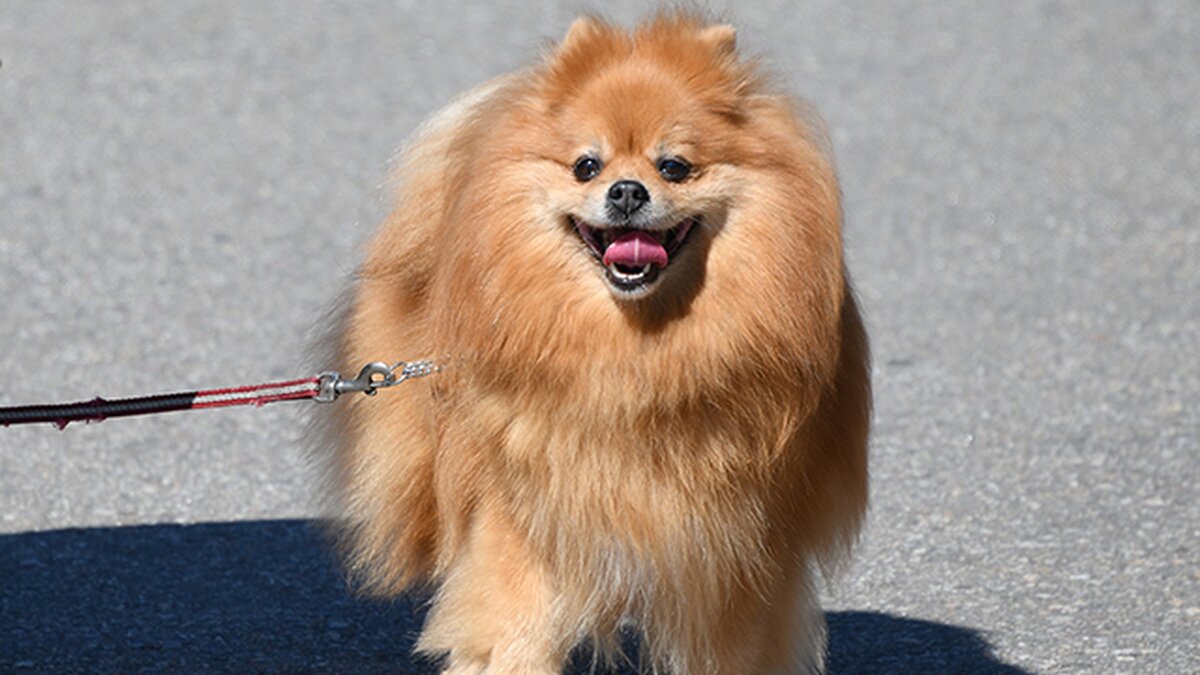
[0, 360, 439, 430]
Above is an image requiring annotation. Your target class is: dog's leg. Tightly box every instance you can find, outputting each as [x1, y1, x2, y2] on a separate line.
[650, 561, 825, 675]
[731, 564, 826, 675]
[420, 507, 569, 675]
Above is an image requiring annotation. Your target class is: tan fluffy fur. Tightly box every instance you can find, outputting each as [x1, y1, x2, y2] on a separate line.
[315, 13, 870, 674]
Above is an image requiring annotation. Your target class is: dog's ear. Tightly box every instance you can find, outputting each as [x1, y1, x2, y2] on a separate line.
[561, 15, 604, 51]
[699, 24, 737, 55]
[545, 15, 625, 107]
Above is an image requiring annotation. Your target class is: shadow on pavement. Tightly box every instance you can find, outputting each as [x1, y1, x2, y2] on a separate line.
[826, 611, 1030, 674]
[1, 520, 1028, 673]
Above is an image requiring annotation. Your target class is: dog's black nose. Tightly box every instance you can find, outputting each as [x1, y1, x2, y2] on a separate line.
[606, 180, 650, 217]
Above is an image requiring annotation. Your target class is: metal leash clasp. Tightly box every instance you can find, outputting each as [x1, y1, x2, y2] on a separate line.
[315, 360, 439, 403]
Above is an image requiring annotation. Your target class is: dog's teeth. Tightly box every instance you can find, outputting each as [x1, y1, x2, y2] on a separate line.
[605, 263, 654, 281]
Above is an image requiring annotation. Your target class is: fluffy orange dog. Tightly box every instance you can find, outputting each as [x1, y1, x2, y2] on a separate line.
[316, 13, 869, 674]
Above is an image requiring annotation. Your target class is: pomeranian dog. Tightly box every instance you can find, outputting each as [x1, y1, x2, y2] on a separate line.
[315, 12, 869, 674]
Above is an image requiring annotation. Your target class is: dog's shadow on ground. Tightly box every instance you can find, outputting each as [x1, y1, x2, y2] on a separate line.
[0, 520, 1029, 673]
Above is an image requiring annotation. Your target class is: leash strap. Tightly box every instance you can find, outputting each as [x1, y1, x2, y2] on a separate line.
[0, 360, 439, 429]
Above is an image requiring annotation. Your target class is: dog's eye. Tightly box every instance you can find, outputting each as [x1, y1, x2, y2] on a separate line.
[573, 156, 602, 182]
[657, 157, 691, 183]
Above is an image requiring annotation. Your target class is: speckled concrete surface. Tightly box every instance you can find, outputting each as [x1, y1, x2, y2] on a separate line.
[1, 2, 1196, 672]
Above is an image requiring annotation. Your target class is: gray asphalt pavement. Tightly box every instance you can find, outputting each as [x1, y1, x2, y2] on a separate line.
[1, 2, 1196, 673]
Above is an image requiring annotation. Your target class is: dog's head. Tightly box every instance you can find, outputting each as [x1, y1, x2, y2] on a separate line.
[530, 15, 754, 302]
[434, 13, 844, 382]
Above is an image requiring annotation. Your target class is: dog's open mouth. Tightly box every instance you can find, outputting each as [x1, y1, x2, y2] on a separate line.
[572, 217, 697, 292]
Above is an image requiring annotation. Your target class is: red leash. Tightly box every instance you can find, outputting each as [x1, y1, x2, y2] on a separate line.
[0, 360, 439, 429]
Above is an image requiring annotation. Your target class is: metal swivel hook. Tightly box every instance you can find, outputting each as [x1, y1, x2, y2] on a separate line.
[314, 360, 440, 402]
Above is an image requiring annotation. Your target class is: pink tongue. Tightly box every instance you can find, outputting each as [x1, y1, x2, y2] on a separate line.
[603, 231, 668, 268]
